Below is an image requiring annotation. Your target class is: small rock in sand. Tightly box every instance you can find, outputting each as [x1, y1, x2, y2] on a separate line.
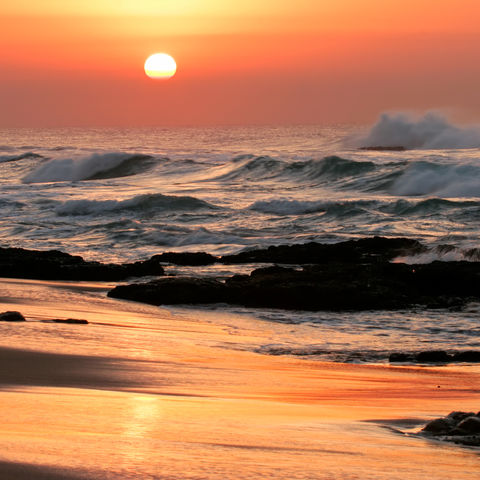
[52, 318, 89, 325]
[0, 311, 26, 322]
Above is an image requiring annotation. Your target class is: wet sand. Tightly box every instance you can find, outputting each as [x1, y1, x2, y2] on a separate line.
[0, 278, 479, 479]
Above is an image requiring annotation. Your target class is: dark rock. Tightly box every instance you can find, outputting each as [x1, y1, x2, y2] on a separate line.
[456, 416, 480, 434]
[0, 247, 164, 281]
[390, 352, 480, 365]
[108, 258, 480, 311]
[452, 351, 480, 362]
[446, 411, 475, 423]
[389, 352, 415, 363]
[108, 277, 227, 305]
[150, 252, 217, 266]
[52, 318, 89, 325]
[420, 411, 480, 446]
[220, 237, 426, 265]
[416, 351, 452, 363]
[0, 311, 26, 322]
[422, 418, 454, 435]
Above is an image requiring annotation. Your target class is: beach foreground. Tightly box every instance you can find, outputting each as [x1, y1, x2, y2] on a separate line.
[0, 277, 479, 479]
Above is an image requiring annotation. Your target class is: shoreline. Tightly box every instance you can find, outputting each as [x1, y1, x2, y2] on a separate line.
[0, 277, 479, 479]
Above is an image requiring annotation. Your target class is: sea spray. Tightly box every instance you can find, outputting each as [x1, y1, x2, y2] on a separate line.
[360, 112, 480, 149]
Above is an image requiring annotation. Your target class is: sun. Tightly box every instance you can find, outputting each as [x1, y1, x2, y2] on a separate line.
[144, 53, 177, 80]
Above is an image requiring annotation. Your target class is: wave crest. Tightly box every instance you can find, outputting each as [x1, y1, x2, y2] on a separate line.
[22, 152, 158, 183]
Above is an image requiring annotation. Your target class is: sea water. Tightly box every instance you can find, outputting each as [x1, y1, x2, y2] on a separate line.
[1, 112, 480, 362]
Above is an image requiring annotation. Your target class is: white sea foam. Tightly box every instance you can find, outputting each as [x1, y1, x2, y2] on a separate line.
[395, 246, 480, 264]
[22, 152, 154, 183]
[361, 112, 480, 149]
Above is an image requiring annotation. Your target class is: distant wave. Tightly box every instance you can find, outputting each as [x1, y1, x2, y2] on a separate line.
[249, 198, 376, 217]
[381, 198, 479, 215]
[286, 156, 376, 180]
[249, 197, 479, 220]
[212, 155, 375, 183]
[55, 193, 217, 216]
[0, 152, 43, 163]
[22, 152, 159, 183]
[360, 112, 480, 149]
[249, 199, 329, 215]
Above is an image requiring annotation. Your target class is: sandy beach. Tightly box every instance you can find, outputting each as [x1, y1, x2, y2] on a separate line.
[0, 277, 479, 479]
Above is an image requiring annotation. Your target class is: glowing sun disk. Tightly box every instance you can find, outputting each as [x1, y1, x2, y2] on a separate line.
[144, 53, 177, 80]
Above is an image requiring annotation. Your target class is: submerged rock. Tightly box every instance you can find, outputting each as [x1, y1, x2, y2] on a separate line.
[421, 411, 480, 446]
[0, 311, 26, 322]
[0, 247, 165, 281]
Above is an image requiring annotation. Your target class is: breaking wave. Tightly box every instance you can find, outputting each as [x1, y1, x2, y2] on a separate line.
[55, 193, 217, 216]
[361, 112, 480, 149]
[22, 152, 159, 183]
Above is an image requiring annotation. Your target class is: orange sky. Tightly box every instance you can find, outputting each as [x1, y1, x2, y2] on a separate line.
[1, 0, 480, 127]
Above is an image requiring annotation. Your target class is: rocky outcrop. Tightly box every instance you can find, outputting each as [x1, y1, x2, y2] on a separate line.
[421, 411, 480, 446]
[0, 311, 26, 322]
[0, 247, 164, 281]
[109, 277, 227, 305]
[108, 259, 480, 311]
[219, 237, 425, 265]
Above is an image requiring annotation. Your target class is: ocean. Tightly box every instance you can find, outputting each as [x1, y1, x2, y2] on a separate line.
[1, 112, 480, 363]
